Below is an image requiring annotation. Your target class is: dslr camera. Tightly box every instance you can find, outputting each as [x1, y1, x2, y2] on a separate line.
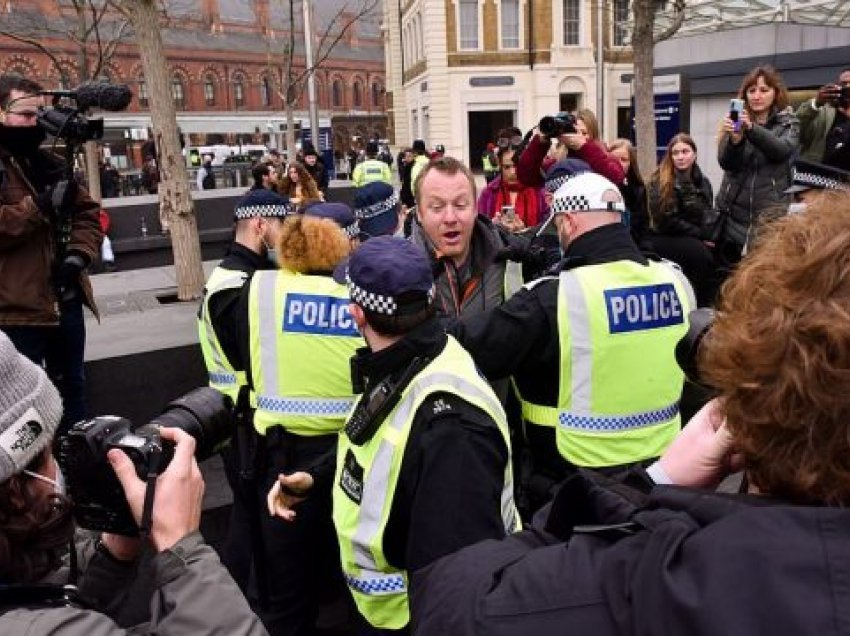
[58, 388, 232, 536]
[539, 112, 577, 138]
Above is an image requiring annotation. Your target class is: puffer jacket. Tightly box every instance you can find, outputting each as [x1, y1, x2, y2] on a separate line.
[715, 107, 800, 248]
[648, 165, 714, 239]
[0, 148, 102, 325]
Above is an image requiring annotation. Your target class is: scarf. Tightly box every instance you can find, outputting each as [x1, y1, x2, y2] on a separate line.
[494, 180, 540, 226]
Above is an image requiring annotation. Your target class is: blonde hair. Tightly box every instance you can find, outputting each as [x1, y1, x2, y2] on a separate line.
[277, 215, 350, 273]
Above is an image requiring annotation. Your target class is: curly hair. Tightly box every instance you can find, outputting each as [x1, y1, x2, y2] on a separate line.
[0, 473, 75, 583]
[277, 214, 350, 274]
[738, 65, 789, 115]
[652, 133, 698, 216]
[277, 162, 322, 207]
[701, 192, 850, 506]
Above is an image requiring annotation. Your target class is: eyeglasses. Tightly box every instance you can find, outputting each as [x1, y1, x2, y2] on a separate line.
[497, 135, 523, 150]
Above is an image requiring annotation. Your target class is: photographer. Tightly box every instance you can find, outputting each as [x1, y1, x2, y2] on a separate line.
[797, 68, 850, 170]
[0, 331, 266, 635]
[413, 191, 850, 636]
[0, 74, 102, 432]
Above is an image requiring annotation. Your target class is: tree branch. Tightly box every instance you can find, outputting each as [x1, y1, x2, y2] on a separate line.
[654, 0, 687, 44]
[0, 31, 64, 77]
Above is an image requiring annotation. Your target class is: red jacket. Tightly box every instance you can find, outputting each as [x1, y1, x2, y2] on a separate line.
[516, 134, 626, 188]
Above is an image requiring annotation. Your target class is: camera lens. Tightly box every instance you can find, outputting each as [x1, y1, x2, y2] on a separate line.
[148, 387, 232, 460]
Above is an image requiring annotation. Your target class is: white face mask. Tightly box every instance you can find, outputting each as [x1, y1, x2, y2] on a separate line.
[24, 458, 66, 496]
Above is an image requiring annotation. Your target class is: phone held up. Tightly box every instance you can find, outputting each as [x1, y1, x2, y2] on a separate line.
[729, 98, 745, 133]
[501, 205, 517, 222]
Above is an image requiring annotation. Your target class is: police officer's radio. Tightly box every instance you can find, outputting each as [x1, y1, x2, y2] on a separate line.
[345, 356, 430, 445]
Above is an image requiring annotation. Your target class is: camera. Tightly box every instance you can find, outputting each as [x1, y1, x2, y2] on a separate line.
[37, 107, 104, 144]
[58, 387, 232, 536]
[37, 82, 132, 145]
[839, 85, 850, 107]
[675, 308, 714, 388]
[539, 112, 577, 138]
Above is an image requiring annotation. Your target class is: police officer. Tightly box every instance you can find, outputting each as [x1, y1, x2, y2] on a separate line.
[197, 188, 291, 593]
[354, 182, 405, 239]
[234, 207, 363, 636]
[451, 172, 695, 513]
[352, 141, 393, 187]
[268, 236, 520, 634]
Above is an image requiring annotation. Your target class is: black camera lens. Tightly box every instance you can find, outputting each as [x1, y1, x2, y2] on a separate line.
[675, 308, 715, 387]
[148, 387, 233, 461]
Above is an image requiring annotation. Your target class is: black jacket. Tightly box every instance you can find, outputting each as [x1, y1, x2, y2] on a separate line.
[412, 470, 850, 636]
[449, 223, 648, 479]
[309, 319, 511, 574]
[648, 166, 715, 239]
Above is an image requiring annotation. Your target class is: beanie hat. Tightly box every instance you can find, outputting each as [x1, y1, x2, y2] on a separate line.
[412, 139, 427, 154]
[234, 189, 293, 221]
[0, 333, 63, 484]
[551, 172, 625, 215]
[354, 182, 400, 239]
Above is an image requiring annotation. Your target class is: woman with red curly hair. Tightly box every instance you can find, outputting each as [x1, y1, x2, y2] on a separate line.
[410, 192, 850, 636]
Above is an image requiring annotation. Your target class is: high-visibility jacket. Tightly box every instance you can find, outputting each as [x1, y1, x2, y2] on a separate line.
[352, 159, 392, 187]
[247, 269, 363, 437]
[198, 265, 249, 404]
[410, 154, 430, 195]
[333, 336, 520, 630]
[519, 260, 694, 468]
[482, 152, 497, 175]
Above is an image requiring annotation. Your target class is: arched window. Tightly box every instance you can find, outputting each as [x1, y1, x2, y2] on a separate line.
[353, 81, 362, 108]
[138, 77, 149, 107]
[261, 76, 272, 108]
[371, 83, 381, 108]
[203, 74, 216, 106]
[233, 75, 245, 108]
[332, 79, 343, 108]
[171, 75, 186, 109]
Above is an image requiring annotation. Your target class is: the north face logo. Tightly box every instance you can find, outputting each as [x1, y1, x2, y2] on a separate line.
[0, 407, 45, 463]
[10, 420, 42, 453]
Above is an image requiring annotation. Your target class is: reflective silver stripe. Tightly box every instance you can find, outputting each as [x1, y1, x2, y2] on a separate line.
[202, 273, 245, 377]
[351, 369, 508, 571]
[255, 271, 280, 397]
[256, 395, 354, 417]
[560, 271, 592, 414]
[503, 261, 524, 299]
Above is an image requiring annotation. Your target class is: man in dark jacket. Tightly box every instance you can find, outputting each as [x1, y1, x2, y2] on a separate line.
[302, 147, 329, 193]
[413, 192, 850, 636]
[0, 73, 102, 432]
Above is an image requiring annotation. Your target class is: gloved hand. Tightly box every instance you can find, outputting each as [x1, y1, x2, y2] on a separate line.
[55, 253, 86, 302]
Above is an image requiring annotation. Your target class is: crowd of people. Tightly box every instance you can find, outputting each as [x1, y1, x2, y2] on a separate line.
[2, 62, 850, 636]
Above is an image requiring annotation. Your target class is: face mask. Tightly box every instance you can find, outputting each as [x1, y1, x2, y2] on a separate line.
[24, 458, 65, 496]
[788, 202, 807, 216]
[0, 123, 46, 155]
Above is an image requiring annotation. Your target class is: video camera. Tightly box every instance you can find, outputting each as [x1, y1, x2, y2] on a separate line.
[58, 387, 232, 536]
[675, 307, 714, 388]
[37, 82, 132, 144]
[539, 112, 577, 138]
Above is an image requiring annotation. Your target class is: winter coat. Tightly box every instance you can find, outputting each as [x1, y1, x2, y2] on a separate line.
[476, 175, 548, 225]
[648, 165, 715, 239]
[715, 107, 800, 248]
[0, 148, 102, 326]
[0, 532, 267, 635]
[516, 135, 626, 190]
[412, 470, 850, 636]
[796, 98, 837, 163]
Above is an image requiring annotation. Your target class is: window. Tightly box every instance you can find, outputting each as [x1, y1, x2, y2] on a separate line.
[203, 75, 216, 106]
[560, 92, 581, 112]
[613, 0, 630, 46]
[332, 79, 343, 108]
[261, 77, 271, 108]
[233, 76, 245, 108]
[353, 81, 362, 108]
[501, 0, 520, 48]
[563, 0, 580, 46]
[372, 83, 381, 108]
[458, 0, 479, 50]
[138, 78, 149, 107]
[171, 76, 185, 109]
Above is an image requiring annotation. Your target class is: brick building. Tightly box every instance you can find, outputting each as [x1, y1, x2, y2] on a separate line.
[0, 0, 387, 169]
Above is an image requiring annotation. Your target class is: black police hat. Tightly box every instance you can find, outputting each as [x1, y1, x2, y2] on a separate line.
[785, 159, 850, 194]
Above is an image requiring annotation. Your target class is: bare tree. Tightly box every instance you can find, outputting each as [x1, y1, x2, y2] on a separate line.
[0, 0, 131, 201]
[631, 0, 687, 178]
[271, 0, 379, 156]
[111, 0, 204, 300]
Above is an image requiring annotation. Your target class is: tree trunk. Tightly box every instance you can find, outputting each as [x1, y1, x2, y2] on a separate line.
[632, 0, 658, 180]
[117, 0, 204, 300]
[84, 141, 102, 203]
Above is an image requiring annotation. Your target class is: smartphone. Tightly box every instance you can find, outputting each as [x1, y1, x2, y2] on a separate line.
[729, 98, 745, 133]
[501, 205, 517, 221]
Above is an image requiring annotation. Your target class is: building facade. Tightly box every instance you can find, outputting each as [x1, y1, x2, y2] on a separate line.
[0, 0, 387, 168]
[383, 0, 636, 170]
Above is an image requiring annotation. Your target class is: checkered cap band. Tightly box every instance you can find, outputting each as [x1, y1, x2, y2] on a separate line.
[355, 192, 400, 220]
[342, 221, 360, 240]
[545, 173, 575, 193]
[346, 273, 435, 315]
[551, 194, 625, 215]
[793, 169, 850, 192]
[234, 203, 292, 220]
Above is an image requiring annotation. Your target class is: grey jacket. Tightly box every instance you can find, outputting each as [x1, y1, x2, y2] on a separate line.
[715, 107, 800, 246]
[796, 98, 837, 162]
[0, 532, 267, 636]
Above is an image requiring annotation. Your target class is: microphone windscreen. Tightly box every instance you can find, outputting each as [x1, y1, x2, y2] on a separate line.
[75, 82, 133, 112]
